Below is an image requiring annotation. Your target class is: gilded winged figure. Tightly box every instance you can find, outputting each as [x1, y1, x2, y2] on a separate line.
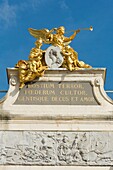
[15, 26, 92, 88]
[28, 26, 80, 48]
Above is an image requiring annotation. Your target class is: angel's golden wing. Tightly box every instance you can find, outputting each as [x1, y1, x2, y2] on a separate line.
[28, 28, 51, 44]
[64, 41, 71, 46]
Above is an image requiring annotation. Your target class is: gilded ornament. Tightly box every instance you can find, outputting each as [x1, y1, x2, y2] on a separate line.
[15, 26, 93, 88]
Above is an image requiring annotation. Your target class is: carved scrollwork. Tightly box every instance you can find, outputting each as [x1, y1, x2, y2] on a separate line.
[95, 78, 101, 86]
[9, 75, 18, 86]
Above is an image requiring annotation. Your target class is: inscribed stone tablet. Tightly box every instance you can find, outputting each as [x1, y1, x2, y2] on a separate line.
[14, 81, 99, 105]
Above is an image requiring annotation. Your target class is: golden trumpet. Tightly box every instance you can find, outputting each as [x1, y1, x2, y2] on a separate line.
[80, 26, 93, 31]
[66, 26, 93, 33]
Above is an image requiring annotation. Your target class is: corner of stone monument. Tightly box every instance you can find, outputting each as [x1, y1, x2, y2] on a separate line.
[0, 25, 113, 169]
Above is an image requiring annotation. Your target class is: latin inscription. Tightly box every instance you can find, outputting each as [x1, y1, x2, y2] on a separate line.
[14, 81, 99, 105]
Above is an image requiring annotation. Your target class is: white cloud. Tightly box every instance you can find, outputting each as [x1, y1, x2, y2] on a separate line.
[21, 0, 48, 11]
[58, 0, 69, 10]
[30, 0, 41, 9]
[0, 0, 48, 29]
[58, 0, 76, 30]
[0, 0, 17, 28]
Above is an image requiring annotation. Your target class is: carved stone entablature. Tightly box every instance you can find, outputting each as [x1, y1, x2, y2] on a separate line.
[0, 68, 113, 121]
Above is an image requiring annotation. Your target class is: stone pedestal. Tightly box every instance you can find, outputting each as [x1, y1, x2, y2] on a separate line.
[0, 68, 113, 170]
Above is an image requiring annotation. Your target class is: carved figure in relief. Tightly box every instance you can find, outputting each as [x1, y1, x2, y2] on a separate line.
[94, 136, 112, 163]
[57, 135, 71, 164]
[5, 146, 23, 164]
[0, 147, 7, 164]
[22, 146, 35, 162]
[39, 138, 55, 163]
[77, 133, 95, 162]
[45, 46, 64, 68]
[71, 134, 83, 162]
[49, 49, 62, 67]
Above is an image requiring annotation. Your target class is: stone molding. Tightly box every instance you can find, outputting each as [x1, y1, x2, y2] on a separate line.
[0, 68, 113, 121]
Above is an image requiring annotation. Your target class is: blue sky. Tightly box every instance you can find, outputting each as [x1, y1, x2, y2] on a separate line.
[0, 0, 113, 99]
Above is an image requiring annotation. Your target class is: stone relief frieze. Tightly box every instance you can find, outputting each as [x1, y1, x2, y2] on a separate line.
[0, 131, 113, 165]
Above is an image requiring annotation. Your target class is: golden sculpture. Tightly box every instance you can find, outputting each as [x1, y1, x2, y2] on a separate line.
[16, 26, 93, 88]
[29, 26, 80, 48]
[15, 38, 48, 88]
[62, 45, 91, 71]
